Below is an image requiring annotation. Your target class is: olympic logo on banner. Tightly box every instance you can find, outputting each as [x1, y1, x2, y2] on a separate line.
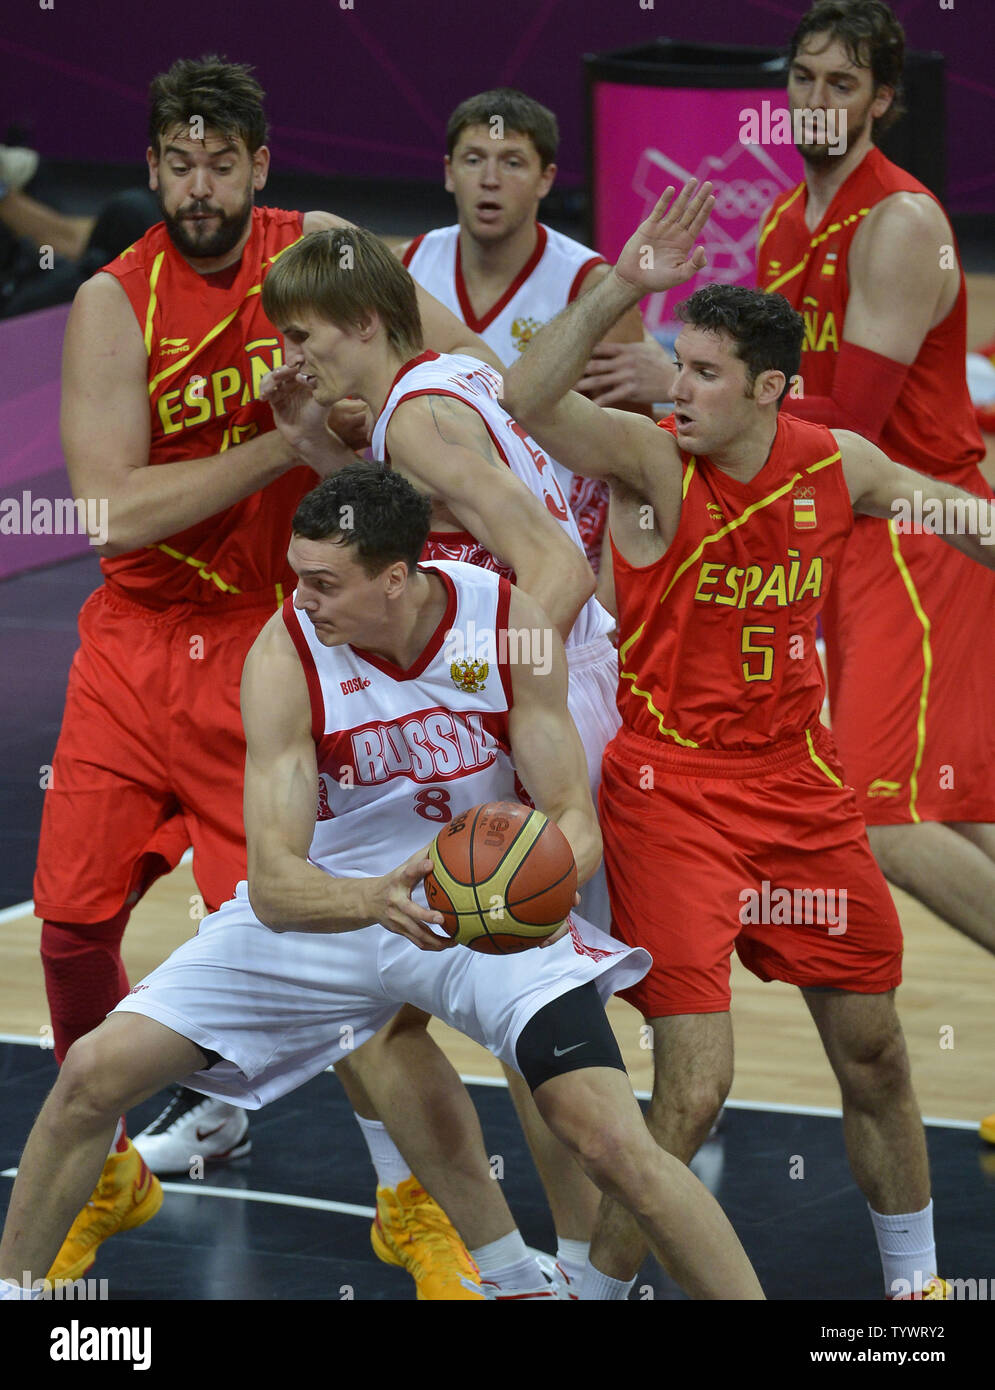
[631, 140, 800, 332]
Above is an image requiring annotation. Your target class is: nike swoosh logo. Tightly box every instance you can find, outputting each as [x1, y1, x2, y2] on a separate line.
[552, 1042, 588, 1057]
[196, 1122, 228, 1141]
[133, 1167, 153, 1203]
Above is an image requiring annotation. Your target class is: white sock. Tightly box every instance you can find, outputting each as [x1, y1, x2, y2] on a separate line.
[471, 1231, 541, 1291]
[354, 1116, 412, 1190]
[556, 1237, 590, 1288]
[107, 1118, 124, 1160]
[869, 1201, 937, 1297]
[579, 1259, 636, 1301]
[0, 1278, 44, 1300]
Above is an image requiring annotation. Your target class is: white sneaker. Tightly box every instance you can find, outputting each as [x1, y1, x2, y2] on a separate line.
[481, 1252, 563, 1300]
[0, 145, 39, 195]
[133, 1088, 250, 1174]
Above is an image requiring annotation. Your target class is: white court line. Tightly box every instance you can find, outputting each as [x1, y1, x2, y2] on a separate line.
[0, 901, 34, 925]
[0, 1039, 981, 1131]
[0, 1169, 374, 1218]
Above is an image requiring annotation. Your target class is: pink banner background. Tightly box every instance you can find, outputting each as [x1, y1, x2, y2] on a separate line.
[593, 83, 805, 337]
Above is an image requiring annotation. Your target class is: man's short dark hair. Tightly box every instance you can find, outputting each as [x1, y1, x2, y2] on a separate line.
[149, 56, 269, 155]
[292, 463, 431, 578]
[446, 88, 559, 168]
[789, 0, 906, 136]
[675, 285, 803, 404]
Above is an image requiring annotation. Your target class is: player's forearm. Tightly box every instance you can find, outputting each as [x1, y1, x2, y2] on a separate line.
[89, 428, 300, 556]
[503, 272, 641, 422]
[249, 856, 381, 935]
[893, 486, 995, 571]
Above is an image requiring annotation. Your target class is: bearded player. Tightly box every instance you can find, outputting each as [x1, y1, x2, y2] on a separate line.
[33, 54, 505, 1292]
[755, 0, 995, 1139]
[503, 180, 995, 1298]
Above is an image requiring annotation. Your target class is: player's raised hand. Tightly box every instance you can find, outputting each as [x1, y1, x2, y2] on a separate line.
[372, 847, 455, 951]
[614, 179, 715, 296]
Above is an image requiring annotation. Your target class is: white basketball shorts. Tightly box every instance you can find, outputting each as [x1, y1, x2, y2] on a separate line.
[113, 881, 649, 1110]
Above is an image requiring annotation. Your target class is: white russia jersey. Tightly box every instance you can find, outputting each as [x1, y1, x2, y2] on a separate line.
[370, 350, 613, 648]
[282, 561, 525, 876]
[402, 222, 604, 367]
[403, 224, 607, 535]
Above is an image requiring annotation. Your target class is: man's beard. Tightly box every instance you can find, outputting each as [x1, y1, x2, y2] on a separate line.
[796, 106, 868, 167]
[159, 183, 254, 260]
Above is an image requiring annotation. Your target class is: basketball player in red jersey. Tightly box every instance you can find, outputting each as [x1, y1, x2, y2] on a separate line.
[503, 181, 995, 1298]
[393, 88, 649, 587]
[757, 7, 995, 943]
[758, 0, 995, 1143]
[34, 55, 503, 1291]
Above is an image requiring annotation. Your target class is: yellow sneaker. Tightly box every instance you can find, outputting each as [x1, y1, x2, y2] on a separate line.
[979, 1114, 995, 1144]
[370, 1177, 484, 1300]
[48, 1140, 163, 1282]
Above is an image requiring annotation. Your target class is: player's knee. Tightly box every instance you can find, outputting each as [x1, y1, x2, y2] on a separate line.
[648, 1075, 726, 1142]
[58, 1029, 139, 1124]
[866, 824, 918, 885]
[836, 1024, 911, 1109]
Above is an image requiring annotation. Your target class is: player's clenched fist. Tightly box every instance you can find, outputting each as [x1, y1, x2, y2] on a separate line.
[366, 847, 455, 952]
[613, 178, 715, 297]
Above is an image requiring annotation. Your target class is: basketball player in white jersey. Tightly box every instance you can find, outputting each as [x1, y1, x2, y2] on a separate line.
[0, 464, 764, 1303]
[393, 88, 648, 586]
[260, 222, 628, 1289]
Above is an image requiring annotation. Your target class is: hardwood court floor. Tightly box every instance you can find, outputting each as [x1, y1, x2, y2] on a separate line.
[1, 862, 989, 1124]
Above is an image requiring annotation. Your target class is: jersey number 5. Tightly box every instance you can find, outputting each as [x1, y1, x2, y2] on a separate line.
[741, 625, 775, 683]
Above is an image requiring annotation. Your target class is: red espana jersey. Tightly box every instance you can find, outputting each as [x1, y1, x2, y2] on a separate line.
[614, 414, 852, 750]
[757, 147, 984, 486]
[99, 207, 316, 607]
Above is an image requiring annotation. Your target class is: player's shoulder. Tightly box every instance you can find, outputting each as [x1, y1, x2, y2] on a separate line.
[396, 225, 457, 264]
[64, 270, 144, 356]
[860, 187, 950, 243]
[247, 606, 298, 663]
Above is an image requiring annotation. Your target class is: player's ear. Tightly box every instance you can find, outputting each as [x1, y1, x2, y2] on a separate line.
[537, 161, 557, 199]
[356, 310, 380, 343]
[251, 145, 271, 191]
[384, 559, 409, 598]
[147, 145, 159, 191]
[871, 84, 895, 123]
[754, 369, 786, 407]
[443, 156, 455, 194]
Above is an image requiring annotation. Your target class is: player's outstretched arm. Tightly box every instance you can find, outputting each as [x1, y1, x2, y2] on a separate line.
[502, 179, 714, 487]
[838, 429, 995, 570]
[243, 613, 451, 948]
[504, 586, 602, 895]
[387, 395, 595, 642]
[63, 274, 302, 556]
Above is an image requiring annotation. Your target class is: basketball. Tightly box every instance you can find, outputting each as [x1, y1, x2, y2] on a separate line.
[425, 801, 577, 954]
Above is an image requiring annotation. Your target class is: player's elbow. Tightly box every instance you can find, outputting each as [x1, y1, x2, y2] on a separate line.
[246, 864, 291, 932]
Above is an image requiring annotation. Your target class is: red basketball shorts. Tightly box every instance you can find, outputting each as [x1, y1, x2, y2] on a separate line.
[600, 723, 903, 1019]
[33, 584, 279, 924]
[821, 493, 995, 827]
